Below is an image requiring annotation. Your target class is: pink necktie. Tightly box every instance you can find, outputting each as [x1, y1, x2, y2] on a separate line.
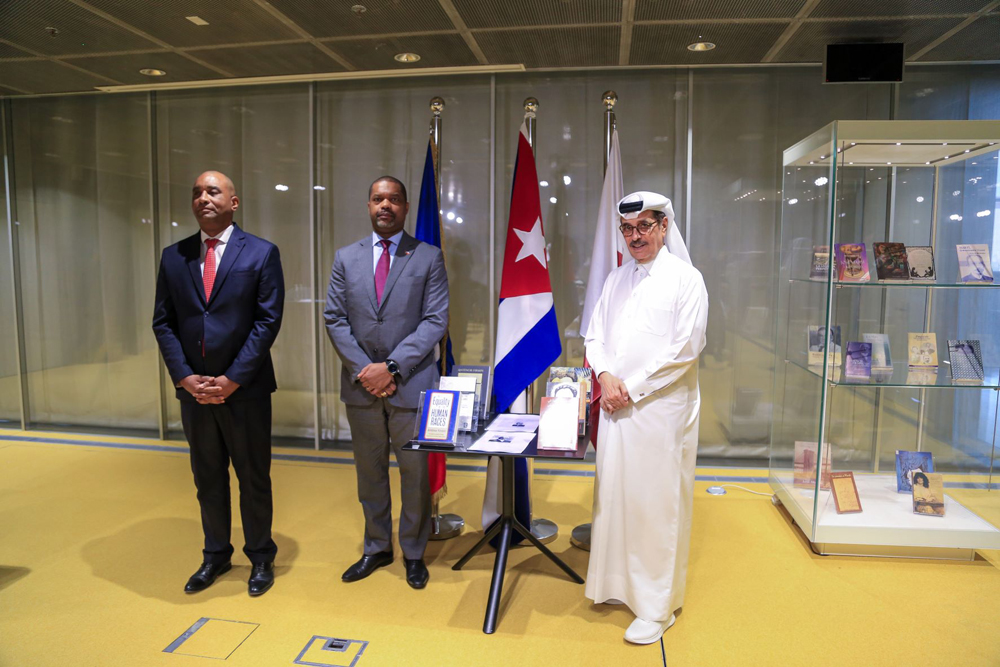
[203, 238, 220, 301]
[375, 239, 391, 304]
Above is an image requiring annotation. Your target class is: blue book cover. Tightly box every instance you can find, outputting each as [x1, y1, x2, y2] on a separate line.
[895, 450, 935, 493]
[416, 390, 462, 444]
[845, 342, 872, 378]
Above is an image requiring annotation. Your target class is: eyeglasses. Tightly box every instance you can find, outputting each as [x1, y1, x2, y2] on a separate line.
[619, 221, 658, 237]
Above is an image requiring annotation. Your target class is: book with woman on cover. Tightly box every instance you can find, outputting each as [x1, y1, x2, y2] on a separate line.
[957, 243, 994, 283]
[912, 472, 945, 517]
[834, 243, 870, 282]
[907, 246, 936, 281]
[895, 450, 934, 493]
[873, 242, 910, 281]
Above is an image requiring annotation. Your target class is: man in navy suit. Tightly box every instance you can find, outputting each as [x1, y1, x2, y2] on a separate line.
[152, 171, 284, 597]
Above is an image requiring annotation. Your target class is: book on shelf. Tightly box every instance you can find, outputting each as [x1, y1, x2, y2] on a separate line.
[793, 441, 832, 491]
[414, 390, 462, 445]
[947, 339, 984, 382]
[862, 333, 892, 371]
[907, 333, 938, 369]
[912, 472, 945, 517]
[438, 375, 478, 431]
[895, 450, 934, 493]
[809, 245, 830, 280]
[548, 366, 592, 434]
[808, 325, 842, 366]
[844, 342, 872, 379]
[536, 396, 579, 451]
[907, 245, 936, 281]
[830, 472, 863, 514]
[873, 242, 910, 281]
[956, 243, 994, 284]
[834, 243, 870, 282]
[453, 364, 492, 420]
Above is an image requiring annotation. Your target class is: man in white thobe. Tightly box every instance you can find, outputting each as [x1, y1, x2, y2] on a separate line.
[584, 191, 708, 644]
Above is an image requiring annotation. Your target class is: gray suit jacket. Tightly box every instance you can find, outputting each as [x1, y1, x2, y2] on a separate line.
[324, 231, 449, 409]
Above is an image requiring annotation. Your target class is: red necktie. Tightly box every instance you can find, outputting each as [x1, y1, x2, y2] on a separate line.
[375, 239, 391, 304]
[204, 238, 220, 301]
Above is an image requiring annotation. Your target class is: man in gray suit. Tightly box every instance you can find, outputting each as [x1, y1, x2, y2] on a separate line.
[324, 175, 449, 589]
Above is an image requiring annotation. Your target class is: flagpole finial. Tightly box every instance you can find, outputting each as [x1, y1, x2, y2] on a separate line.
[430, 96, 444, 116]
[523, 97, 538, 118]
[602, 90, 617, 110]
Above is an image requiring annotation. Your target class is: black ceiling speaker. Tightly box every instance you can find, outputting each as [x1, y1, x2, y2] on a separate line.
[824, 43, 905, 83]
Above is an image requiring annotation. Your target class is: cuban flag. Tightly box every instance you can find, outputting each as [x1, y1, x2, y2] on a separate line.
[414, 139, 452, 502]
[482, 121, 562, 541]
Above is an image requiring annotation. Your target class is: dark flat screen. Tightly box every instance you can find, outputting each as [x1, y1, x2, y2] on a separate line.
[825, 43, 904, 83]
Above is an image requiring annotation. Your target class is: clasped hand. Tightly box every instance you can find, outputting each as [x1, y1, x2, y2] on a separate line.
[358, 363, 397, 398]
[598, 371, 630, 414]
[180, 375, 240, 404]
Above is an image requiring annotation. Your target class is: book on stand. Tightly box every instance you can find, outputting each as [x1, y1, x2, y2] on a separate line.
[844, 342, 872, 379]
[873, 242, 910, 281]
[907, 333, 938, 369]
[834, 243, 870, 282]
[862, 333, 892, 371]
[808, 325, 842, 366]
[809, 245, 830, 280]
[895, 450, 934, 493]
[912, 472, 945, 517]
[907, 246, 936, 281]
[947, 339, 984, 382]
[957, 244, 994, 283]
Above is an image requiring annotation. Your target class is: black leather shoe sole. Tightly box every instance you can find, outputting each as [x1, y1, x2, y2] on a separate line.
[341, 553, 393, 582]
[184, 561, 232, 594]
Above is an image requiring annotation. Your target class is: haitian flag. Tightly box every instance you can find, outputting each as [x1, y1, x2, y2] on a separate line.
[414, 139, 452, 502]
[483, 121, 561, 544]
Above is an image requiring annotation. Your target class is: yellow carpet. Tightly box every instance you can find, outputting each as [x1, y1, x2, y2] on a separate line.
[1, 432, 999, 666]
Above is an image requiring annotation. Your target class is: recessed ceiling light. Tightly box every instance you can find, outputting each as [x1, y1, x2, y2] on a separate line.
[185, 16, 209, 26]
[394, 52, 421, 63]
[687, 42, 716, 52]
[139, 68, 166, 76]
[351, 4, 367, 15]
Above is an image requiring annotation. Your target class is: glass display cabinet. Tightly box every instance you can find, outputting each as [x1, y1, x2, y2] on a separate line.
[770, 120, 1000, 559]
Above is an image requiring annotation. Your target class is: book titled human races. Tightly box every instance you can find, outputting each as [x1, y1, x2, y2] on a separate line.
[907, 246, 936, 281]
[809, 245, 830, 280]
[807, 325, 842, 366]
[895, 450, 934, 493]
[912, 471, 945, 517]
[414, 390, 461, 444]
[453, 364, 492, 420]
[438, 375, 478, 431]
[956, 243, 994, 283]
[834, 243, 870, 282]
[844, 341, 872, 379]
[830, 472, 863, 514]
[947, 339, 984, 382]
[907, 333, 938, 369]
[873, 242, 910, 281]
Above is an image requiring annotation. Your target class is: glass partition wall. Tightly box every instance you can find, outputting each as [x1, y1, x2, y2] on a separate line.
[1, 65, 998, 464]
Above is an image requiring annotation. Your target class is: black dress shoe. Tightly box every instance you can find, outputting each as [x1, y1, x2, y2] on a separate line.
[404, 558, 429, 589]
[184, 561, 232, 593]
[248, 562, 274, 597]
[341, 551, 393, 582]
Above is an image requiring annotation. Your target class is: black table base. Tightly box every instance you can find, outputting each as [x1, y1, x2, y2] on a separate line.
[451, 455, 584, 634]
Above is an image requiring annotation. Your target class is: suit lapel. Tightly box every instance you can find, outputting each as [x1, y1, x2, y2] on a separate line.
[359, 236, 379, 313]
[378, 232, 417, 314]
[207, 224, 246, 307]
[183, 233, 207, 305]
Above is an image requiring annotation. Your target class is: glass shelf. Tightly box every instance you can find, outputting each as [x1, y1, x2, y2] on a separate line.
[788, 358, 1000, 389]
[790, 278, 999, 289]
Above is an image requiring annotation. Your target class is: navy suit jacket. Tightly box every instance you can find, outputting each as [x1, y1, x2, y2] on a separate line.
[152, 223, 284, 402]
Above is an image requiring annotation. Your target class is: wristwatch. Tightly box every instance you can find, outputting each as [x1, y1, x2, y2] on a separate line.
[385, 359, 401, 377]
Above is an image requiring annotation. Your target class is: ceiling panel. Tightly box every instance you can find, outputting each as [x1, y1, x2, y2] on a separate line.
[635, 0, 805, 21]
[631, 22, 789, 65]
[0, 42, 35, 59]
[192, 42, 348, 78]
[919, 15, 1000, 61]
[0, 0, 161, 56]
[476, 26, 619, 68]
[776, 18, 965, 61]
[329, 33, 478, 70]
[0, 85, 24, 95]
[84, 0, 302, 48]
[62, 52, 226, 85]
[0, 59, 113, 94]
[811, 0, 990, 18]
[453, 0, 620, 29]
[270, 0, 456, 38]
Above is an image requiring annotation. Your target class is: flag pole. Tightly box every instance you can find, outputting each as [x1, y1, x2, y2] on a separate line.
[521, 96, 559, 546]
[427, 95, 465, 541]
[571, 90, 617, 552]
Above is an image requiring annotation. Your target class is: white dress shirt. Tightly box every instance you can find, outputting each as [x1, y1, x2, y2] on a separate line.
[199, 223, 235, 276]
[372, 230, 404, 274]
